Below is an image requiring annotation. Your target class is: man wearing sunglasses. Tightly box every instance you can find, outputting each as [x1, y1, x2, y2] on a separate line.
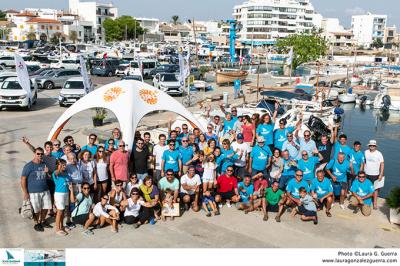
[21, 147, 52, 232]
[63, 135, 81, 157]
[178, 137, 194, 175]
[349, 171, 375, 216]
[70, 182, 94, 233]
[161, 140, 182, 177]
[153, 134, 169, 182]
[285, 170, 310, 209]
[215, 166, 240, 208]
[295, 129, 317, 160]
[51, 139, 64, 159]
[81, 133, 98, 157]
[364, 140, 384, 210]
[110, 140, 130, 187]
[158, 169, 180, 204]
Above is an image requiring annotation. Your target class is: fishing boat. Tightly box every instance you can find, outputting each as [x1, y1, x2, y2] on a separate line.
[373, 87, 400, 111]
[338, 87, 357, 103]
[216, 69, 248, 85]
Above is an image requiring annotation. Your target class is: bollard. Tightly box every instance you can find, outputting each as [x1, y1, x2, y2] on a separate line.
[223, 92, 229, 106]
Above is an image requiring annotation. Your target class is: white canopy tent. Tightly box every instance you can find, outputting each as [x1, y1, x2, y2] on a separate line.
[47, 80, 206, 149]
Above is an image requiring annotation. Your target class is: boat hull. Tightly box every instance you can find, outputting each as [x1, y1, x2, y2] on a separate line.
[216, 70, 248, 85]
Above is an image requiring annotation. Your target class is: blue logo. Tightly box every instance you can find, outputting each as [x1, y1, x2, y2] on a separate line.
[6, 251, 14, 260]
[1, 249, 21, 264]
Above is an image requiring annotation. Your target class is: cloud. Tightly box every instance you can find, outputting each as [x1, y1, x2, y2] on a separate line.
[345, 7, 366, 15]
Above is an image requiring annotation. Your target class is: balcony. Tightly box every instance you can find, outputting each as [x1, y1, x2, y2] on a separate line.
[96, 11, 114, 16]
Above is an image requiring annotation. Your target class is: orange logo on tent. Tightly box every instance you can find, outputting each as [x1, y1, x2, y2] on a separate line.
[139, 89, 158, 105]
[103, 87, 124, 102]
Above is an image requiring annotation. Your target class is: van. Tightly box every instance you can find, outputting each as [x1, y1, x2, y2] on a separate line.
[125, 59, 158, 78]
[91, 58, 120, 77]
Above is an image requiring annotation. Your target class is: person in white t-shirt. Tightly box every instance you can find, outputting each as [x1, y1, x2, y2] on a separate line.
[121, 187, 149, 228]
[364, 140, 384, 209]
[231, 133, 251, 179]
[179, 166, 201, 212]
[152, 134, 169, 182]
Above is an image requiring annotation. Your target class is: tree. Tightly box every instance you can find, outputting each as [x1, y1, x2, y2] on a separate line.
[371, 38, 384, 49]
[103, 16, 144, 42]
[0, 10, 6, 21]
[69, 30, 78, 43]
[276, 30, 328, 70]
[171, 15, 179, 25]
[50, 32, 65, 44]
[26, 31, 37, 41]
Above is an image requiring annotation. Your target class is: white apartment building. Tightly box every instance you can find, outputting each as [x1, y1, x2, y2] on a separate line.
[321, 18, 355, 48]
[351, 13, 387, 47]
[69, 0, 118, 44]
[233, 0, 322, 45]
[135, 18, 160, 34]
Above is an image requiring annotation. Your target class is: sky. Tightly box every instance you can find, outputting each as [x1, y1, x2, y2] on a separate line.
[1, 0, 399, 28]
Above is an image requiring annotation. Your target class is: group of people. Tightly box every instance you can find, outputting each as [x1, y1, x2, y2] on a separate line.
[20, 103, 385, 236]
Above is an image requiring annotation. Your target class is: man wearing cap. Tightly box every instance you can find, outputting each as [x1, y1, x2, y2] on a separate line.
[349, 171, 375, 216]
[248, 136, 272, 177]
[349, 141, 365, 187]
[364, 140, 384, 210]
[231, 133, 251, 178]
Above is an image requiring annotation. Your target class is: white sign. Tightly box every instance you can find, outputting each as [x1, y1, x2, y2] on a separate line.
[14, 54, 31, 98]
[79, 55, 92, 94]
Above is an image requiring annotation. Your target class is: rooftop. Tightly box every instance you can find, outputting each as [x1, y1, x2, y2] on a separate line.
[26, 18, 62, 24]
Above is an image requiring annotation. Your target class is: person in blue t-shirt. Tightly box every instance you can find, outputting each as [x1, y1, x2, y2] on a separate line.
[256, 110, 277, 150]
[222, 113, 236, 134]
[350, 171, 375, 216]
[279, 150, 297, 189]
[326, 152, 354, 209]
[217, 139, 239, 174]
[333, 134, 352, 160]
[248, 136, 272, 176]
[176, 123, 190, 144]
[51, 139, 64, 159]
[178, 137, 194, 173]
[161, 140, 182, 176]
[237, 175, 257, 213]
[349, 141, 365, 181]
[310, 170, 334, 217]
[273, 118, 296, 151]
[296, 149, 323, 183]
[285, 169, 310, 207]
[81, 133, 98, 157]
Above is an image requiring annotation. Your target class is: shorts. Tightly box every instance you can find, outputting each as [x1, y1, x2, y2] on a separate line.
[97, 179, 108, 184]
[298, 205, 317, 217]
[72, 213, 90, 225]
[54, 192, 69, 210]
[202, 175, 215, 183]
[339, 182, 348, 191]
[218, 191, 235, 200]
[267, 203, 279, 212]
[179, 192, 196, 203]
[202, 196, 215, 204]
[366, 175, 379, 183]
[316, 198, 329, 210]
[29, 190, 52, 213]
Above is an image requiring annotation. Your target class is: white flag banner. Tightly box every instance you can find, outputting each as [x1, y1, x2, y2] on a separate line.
[79, 55, 92, 94]
[178, 49, 190, 86]
[287, 47, 293, 66]
[14, 54, 32, 98]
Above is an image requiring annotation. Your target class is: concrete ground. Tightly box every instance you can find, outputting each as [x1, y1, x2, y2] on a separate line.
[0, 74, 399, 248]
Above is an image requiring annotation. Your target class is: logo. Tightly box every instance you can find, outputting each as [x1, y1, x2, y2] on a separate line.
[17, 62, 24, 69]
[103, 87, 124, 102]
[1, 249, 22, 265]
[139, 89, 158, 105]
[257, 151, 267, 160]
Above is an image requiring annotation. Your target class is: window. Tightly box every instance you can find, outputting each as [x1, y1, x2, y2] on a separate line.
[57, 26, 60, 30]
[41, 25, 45, 30]
[49, 25, 53, 30]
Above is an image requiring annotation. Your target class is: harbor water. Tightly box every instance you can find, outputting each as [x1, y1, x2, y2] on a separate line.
[340, 104, 400, 197]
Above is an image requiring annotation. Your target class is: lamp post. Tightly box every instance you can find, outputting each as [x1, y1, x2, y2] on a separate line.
[188, 18, 198, 67]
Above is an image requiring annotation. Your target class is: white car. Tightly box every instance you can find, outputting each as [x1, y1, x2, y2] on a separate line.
[50, 59, 81, 70]
[58, 77, 91, 107]
[152, 73, 183, 96]
[0, 76, 38, 110]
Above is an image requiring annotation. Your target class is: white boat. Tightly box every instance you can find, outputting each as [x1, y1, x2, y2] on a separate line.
[373, 87, 400, 111]
[350, 75, 362, 86]
[338, 93, 356, 103]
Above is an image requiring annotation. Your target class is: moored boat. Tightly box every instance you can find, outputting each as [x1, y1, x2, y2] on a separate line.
[216, 70, 248, 85]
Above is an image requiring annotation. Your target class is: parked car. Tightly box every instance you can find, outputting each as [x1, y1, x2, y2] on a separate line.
[0, 76, 38, 110]
[149, 64, 179, 77]
[0, 55, 31, 68]
[26, 64, 41, 74]
[50, 59, 81, 69]
[35, 69, 81, 90]
[190, 67, 202, 80]
[152, 73, 183, 96]
[58, 77, 90, 107]
[91, 58, 120, 77]
[125, 59, 158, 78]
[121, 75, 143, 82]
[115, 59, 131, 76]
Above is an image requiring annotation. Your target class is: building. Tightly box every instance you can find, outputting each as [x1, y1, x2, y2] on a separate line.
[68, 0, 118, 44]
[351, 13, 387, 47]
[232, 0, 322, 46]
[135, 17, 160, 34]
[321, 18, 355, 48]
[159, 23, 191, 43]
[384, 26, 398, 44]
[0, 21, 16, 40]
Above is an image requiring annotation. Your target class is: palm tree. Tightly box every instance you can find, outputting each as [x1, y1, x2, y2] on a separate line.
[171, 15, 179, 25]
[69, 30, 78, 43]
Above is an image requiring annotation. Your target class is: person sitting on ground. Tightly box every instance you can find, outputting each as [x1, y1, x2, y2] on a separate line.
[158, 169, 179, 204]
[109, 180, 127, 218]
[349, 171, 375, 216]
[292, 187, 318, 225]
[262, 181, 286, 222]
[285, 170, 310, 209]
[310, 170, 334, 217]
[21, 147, 52, 232]
[139, 176, 161, 221]
[202, 189, 219, 217]
[179, 166, 201, 212]
[237, 175, 257, 214]
[84, 194, 120, 235]
[214, 166, 240, 208]
[121, 187, 149, 228]
[70, 182, 94, 234]
[251, 172, 268, 203]
[125, 173, 143, 196]
[81, 133, 98, 157]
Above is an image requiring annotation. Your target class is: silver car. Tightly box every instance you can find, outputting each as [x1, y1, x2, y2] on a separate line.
[36, 69, 81, 90]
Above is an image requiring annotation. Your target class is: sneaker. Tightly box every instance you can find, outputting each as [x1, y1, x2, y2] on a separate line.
[263, 214, 268, 221]
[184, 204, 190, 211]
[66, 222, 76, 229]
[82, 229, 93, 236]
[206, 212, 211, 217]
[313, 217, 318, 225]
[215, 211, 220, 216]
[34, 223, 44, 232]
[326, 211, 332, 217]
[226, 202, 232, 208]
[340, 204, 345, 210]
[218, 203, 223, 209]
[133, 223, 140, 229]
[41, 221, 53, 229]
[353, 208, 359, 214]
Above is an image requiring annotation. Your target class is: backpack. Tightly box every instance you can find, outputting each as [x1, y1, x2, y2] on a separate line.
[20, 199, 33, 219]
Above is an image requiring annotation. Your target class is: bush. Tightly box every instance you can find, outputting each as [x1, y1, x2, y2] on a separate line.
[92, 108, 107, 120]
[386, 187, 400, 209]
